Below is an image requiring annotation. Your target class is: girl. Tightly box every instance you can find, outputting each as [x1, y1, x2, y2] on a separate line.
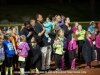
[72, 22, 78, 33]
[68, 33, 77, 70]
[53, 29, 65, 71]
[82, 31, 95, 69]
[29, 37, 42, 74]
[3, 33, 15, 75]
[0, 35, 4, 75]
[43, 16, 54, 43]
[75, 25, 86, 59]
[11, 27, 19, 69]
[17, 35, 30, 75]
[96, 31, 100, 64]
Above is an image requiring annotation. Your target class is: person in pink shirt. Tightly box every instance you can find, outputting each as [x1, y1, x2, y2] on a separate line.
[68, 33, 78, 70]
[72, 22, 79, 33]
[82, 31, 95, 69]
[96, 31, 100, 64]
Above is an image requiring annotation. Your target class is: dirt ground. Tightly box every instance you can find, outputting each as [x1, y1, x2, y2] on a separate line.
[13, 60, 100, 75]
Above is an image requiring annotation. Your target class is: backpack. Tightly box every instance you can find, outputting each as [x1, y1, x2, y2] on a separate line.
[0, 46, 5, 62]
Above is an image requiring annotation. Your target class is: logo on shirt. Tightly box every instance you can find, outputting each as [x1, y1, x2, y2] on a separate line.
[7, 43, 14, 51]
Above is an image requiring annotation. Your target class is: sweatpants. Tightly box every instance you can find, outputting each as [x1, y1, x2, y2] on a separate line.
[41, 45, 51, 70]
[96, 48, 100, 61]
[55, 54, 62, 69]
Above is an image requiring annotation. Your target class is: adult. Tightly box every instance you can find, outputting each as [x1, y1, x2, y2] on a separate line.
[75, 25, 86, 59]
[62, 17, 73, 68]
[21, 21, 35, 43]
[34, 14, 51, 70]
[55, 15, 64, 28]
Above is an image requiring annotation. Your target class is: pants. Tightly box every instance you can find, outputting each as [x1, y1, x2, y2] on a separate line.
[41, 46, 51, 69]
[96, 48, 100, 61]
[19, 61, 26, 68]
[0, 64, 2, 71]
[55, 54, 62, 69]
[77, 40, 84, 59]
[5, 57, 13, 67]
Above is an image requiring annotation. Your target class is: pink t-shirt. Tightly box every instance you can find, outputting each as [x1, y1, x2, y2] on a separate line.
[72, 27, 77, 33]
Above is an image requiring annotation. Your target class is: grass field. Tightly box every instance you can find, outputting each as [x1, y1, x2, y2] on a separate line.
[0, 2, 100, 23]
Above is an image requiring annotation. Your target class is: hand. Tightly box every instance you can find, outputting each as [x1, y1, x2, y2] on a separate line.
[43, 27, 45, 31]
[63, 51, 66, 54]
[15, 50, 18, 55]
[68, 27, 71, 30]
[45, 31, 50, 34]
[19, 50, 22, 53]
[29, 31, 32, 35]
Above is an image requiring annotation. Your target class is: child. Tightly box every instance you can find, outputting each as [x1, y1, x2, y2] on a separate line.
[68, 33, 77, 70]
[82, 31, 95, 69]
[11, 27, 19, 69]
[53, 29, 65, 71]
[72, 22, 78, 33]
[3, 33, 15, 75]
[17, 35, 30, 75]
[29, 37, 42, 74]
[0, 36, 5, 75]
[43, 16, 54, 43]
[96, 31, 100, 64]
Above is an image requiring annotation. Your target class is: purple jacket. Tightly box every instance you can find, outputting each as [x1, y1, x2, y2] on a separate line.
[96, 35, 100, 48]
[17, 42, 30, 58]
[68, 40, 77, 50]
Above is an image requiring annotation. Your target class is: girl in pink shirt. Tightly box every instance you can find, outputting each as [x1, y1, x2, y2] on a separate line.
[96, 31, 100, 64]
[68, 33, 78, 70]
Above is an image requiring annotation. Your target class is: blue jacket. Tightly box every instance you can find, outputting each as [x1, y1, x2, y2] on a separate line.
[44, 22, 54, 31]
[3, 40, 15, 57]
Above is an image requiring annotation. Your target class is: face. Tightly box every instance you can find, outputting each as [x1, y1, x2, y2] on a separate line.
[26, 24, 31, 29]
[30, 20, 35, 27]
[12, 28, 17, 34]
[56, 39, 60, 45]
[87, 33, 91, 38]
[65, 17, 70, 24]
[92, 24, 96, 28]
[78, 25, 82, 31]
[37, 15, 43, 22]
[46, 17, 50, 22]
[75, 22, 78, 27]
[56, 16, 61, 22]
[31, 37, 36, 43]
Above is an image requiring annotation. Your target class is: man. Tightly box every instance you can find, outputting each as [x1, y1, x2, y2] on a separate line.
[21, 21, 35, 43]
[34, 14, 51, 70]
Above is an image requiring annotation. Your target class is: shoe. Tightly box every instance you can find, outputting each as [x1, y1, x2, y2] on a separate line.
[41, 67, 45, 70]
[56, 68, 59, 71]
[71, 67, 78, 70]
[85, 66, 90, 69]
[90, 66, 94, 69]
[48, 38, 51, 43]
[98, 61, 100, 64]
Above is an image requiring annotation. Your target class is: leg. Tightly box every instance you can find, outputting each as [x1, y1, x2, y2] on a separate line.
[41, 47, 47, 70]
[20, 61, 26, 75]
[55, 54, 59, 69]
[46, 46, 51, 70]
[9, 57, 13, 75]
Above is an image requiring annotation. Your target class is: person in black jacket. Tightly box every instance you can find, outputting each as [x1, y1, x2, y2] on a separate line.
[21, 21, 35, 43]
[82, 31, 95, 69]
[62, 17, 73, 68]
[29, 37, 42, 74]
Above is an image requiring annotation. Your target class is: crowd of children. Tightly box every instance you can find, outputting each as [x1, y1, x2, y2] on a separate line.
[0, 14, 100, 75]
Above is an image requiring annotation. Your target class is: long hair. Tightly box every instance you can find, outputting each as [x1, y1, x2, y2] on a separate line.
[20, 35, 26, 42]
[56, 29, 64, 38]
[72, 33, 77, 40]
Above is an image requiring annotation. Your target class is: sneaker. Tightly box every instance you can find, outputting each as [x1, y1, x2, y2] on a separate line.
[56, 68, 59, 71]
[98, 61, 100, 64]
[85, 66, 90, 69]
[71, 67, 78, 70]
[41, 67, 45, 70]
[48, 38, 51, 43]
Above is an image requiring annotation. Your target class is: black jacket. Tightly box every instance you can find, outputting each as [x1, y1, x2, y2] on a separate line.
[62, 25, 73, 41]
[20, 27, 35, 43]
[82, 39, 95, 63]
[29, 43, 42, 70]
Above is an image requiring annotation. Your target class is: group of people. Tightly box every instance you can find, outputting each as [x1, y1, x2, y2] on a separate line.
[0, 14, 100, 75]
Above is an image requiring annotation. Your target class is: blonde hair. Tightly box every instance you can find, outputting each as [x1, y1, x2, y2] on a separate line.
[4, 33, 11, 40]
[20, 35, 26, 42]
[85, 31, 90, 38]
[72, 33, 77, 40]
[56, 29, 64, 38]
[6, 30, 13, 35]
